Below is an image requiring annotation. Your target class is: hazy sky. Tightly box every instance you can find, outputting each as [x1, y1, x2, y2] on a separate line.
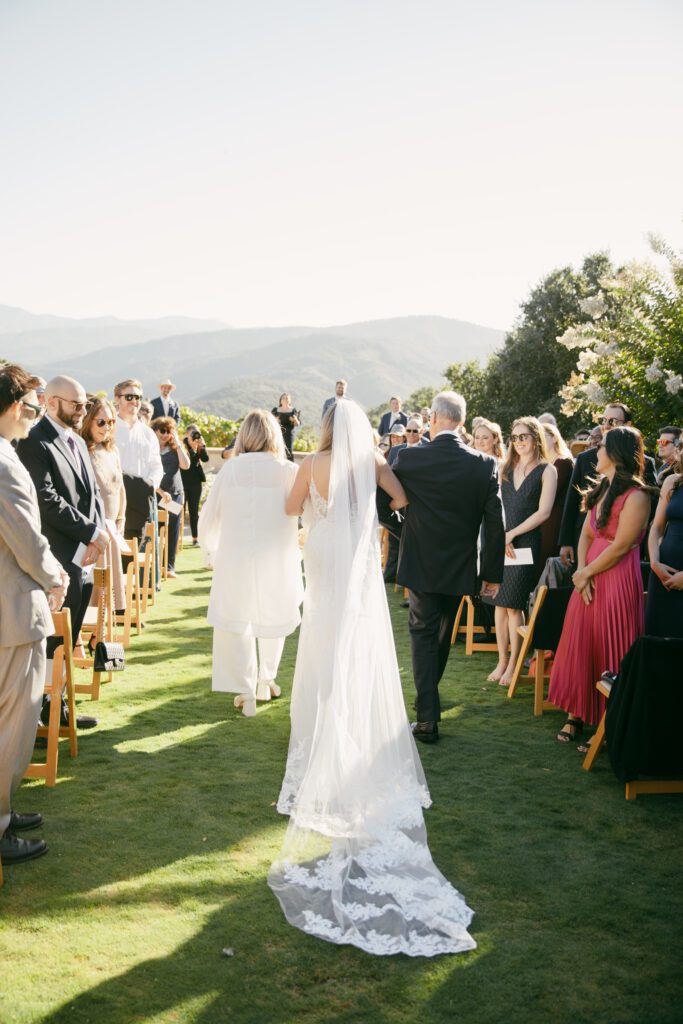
[1, 0, 682, 332]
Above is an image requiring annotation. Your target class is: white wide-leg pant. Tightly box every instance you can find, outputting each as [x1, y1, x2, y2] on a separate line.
[211, 630, 285, 700]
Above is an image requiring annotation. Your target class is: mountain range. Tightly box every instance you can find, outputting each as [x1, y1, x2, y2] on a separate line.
[1, 304, 505, 423]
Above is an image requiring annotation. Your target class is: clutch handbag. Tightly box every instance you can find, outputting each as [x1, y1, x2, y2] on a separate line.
[94, 641, 125, 673]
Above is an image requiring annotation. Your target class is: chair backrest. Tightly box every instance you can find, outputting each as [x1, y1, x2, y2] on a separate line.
[532, 588, 573, 651]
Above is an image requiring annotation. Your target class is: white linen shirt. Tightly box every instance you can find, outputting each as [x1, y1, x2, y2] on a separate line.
[115, 417, 163, 488]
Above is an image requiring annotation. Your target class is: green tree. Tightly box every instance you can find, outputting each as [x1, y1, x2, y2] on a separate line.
[178, 406, 241, 447]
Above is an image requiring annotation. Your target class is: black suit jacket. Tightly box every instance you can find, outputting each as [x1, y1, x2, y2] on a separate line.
[558, 447, 657, 549]
[151, 396, 180, 423]
[17, 416, 103, 570]
[379, 410, 408, 436]
[393, 432, 505, 596]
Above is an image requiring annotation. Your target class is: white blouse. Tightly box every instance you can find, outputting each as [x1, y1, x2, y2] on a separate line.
[198, 453, 303, 637]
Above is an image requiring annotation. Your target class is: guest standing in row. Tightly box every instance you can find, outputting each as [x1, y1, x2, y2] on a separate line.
[152, 417, 190, 578]
[549, 427, 651, 742]
[272, 393, 300, 461]
[151, 378, 180, 424]
[80, 399, 127, 613]
[180, 424, 209, 546]
[646, 465, 683, 637]
[486, 417, 557, 686]
[540, 422, 574, 565]
[114, 379, 163, 543]
[473, 418, 505, 468]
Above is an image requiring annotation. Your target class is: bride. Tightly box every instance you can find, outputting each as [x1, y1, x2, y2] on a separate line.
[268, 399, 476, 957]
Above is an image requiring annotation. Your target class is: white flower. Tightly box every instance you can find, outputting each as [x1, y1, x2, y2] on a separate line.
[645, 358, 663, 383]
[577, 349, 599, 372]
[556, 326, 585, 350]
[595, 340, 618, 357]
[665, 372, 682, 395]
[579, 292, 608, 319]
[582, 379, 607, 405]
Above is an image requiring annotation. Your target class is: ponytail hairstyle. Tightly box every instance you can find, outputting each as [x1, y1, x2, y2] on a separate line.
[581, 426, 652, 528]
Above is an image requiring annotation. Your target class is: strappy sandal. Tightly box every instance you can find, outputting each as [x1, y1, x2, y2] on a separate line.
[556, 718, 583, 743]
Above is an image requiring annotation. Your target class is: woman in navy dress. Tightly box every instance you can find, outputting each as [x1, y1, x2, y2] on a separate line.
[646, 467, 683, 637]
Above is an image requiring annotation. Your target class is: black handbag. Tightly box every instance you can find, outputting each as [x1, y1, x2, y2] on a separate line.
[94, 641, 125, 673]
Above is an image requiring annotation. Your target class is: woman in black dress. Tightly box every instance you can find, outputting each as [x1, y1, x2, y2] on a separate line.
[151, 417, 190, 577]
[180, 423, 209, 545]
[540, 422, 574, 565]
[646, 468, 683, 636]
[271, 393, 300, 461]
[487, 416, 557, 686]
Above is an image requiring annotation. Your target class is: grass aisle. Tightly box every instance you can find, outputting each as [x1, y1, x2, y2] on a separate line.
[1, 547, 681, 1024]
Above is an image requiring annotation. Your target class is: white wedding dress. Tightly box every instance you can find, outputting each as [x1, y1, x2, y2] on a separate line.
[268, 400, 476, 957]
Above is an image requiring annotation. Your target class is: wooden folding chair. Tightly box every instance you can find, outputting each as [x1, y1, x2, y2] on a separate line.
[25, 610, 78, 787]
[462, 596, 497, 655]
[582, 677, 613, 771]
[506, 586, 573, 715]
[177, 504, 185, 553]
[143, 521, 157, 607]
[157, 508, 169, 581]
[380, 527, 388, 569]
[450, 595, 468, 644]
[74, 565, 114, 700]
[117, 537, 145, 647]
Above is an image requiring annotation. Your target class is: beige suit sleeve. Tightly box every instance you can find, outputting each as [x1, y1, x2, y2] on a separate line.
[0, 462, 64, 590]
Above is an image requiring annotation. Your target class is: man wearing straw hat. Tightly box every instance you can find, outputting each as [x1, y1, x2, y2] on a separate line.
[151, 379, 180, 424]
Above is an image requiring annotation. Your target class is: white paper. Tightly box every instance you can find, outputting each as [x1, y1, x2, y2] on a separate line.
[105, 519, 132, 555]
[160, 498, 183, 515]
[504, 546, 534, 566]
[73, 542, 89, 568]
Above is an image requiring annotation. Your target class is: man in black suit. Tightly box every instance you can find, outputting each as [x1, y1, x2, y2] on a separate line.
[17, 376, 107, 729]
[394, 391, 505, 743]
[151, 379, 180, 423]
[558, 402, 657, 566]
[378, 397, 408, 438]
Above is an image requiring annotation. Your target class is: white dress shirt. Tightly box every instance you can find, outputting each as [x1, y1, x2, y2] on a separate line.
[115, 417, 163, 488]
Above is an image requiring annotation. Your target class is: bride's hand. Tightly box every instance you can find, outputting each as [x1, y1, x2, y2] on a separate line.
[389, 497, 408, 511]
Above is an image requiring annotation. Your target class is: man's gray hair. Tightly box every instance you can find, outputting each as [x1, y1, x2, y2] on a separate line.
[432, 390, 466, 424]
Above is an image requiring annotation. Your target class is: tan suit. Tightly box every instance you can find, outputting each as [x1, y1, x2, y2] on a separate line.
[0, 441, 63, 837]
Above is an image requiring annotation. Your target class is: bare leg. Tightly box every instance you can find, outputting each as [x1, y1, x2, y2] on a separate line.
[487, 606, 510, 681]
[500, 609, 524, 686]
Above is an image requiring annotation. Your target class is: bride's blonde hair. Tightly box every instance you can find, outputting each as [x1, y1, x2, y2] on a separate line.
[318, 403, 336, 452]
[234, 409, 286, 460]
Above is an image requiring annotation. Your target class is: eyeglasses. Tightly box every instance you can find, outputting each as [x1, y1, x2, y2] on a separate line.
[657, 438, 674, 446]
[600, 416, 625, 426]
[95, 418, 116, 428]
[20, 399, 42, 418]
[405, 428, 420, 433]
[55, 396, 88, 411]
[122, 393, 142, 402]
[510, 432, 531, 443]
[157, 429, 171, 436]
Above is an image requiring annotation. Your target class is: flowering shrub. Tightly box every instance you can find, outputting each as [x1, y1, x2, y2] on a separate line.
[557, 236, 683, 439]
[178, 406, 241, 447]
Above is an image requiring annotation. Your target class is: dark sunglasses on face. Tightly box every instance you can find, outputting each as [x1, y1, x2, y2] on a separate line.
[510, 432, 531, 443]
[95, 418, 116, 428]
[600, 416, 624, 426]
[20, 399, 42, 418]
[157, 429, 171, 435]
[405, 428, 420, 433]
[123, 394, 142, 402]
[55, 396, 87, 411]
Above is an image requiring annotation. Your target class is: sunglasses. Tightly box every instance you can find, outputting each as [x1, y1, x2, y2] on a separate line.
[658, 438, 675, 445]
[157, 429, 171, 435]
[510, 432, 531, 443]
[600, 416, 625, 426]
[55, 396, 87, 411]
[122, 394, 142, 402]
[21, 399, 42, 418]
[405, 428, 420, 433]
[95, 418, 116, 428]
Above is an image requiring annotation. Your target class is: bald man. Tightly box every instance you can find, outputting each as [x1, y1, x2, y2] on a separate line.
[17, 376, 107, 729]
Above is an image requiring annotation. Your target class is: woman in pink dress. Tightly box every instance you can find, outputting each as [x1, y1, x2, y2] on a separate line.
[548, 427, 651, 744]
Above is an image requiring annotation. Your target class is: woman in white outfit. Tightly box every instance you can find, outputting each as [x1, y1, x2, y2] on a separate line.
[199, 410, 303, 717]
[268, 399, 477, 957]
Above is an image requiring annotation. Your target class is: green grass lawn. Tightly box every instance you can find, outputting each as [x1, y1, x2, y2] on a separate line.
[1, 547, 681, 1024]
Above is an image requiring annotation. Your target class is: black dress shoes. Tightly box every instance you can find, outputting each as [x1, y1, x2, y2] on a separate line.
[411, 721, 439, 744]
[0, 830, 48, 864]
[10, 811, 43, 831]
[40, 698, 98, 730]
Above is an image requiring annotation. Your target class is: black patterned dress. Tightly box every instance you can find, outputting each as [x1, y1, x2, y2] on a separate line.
[490, 463, 545, 610]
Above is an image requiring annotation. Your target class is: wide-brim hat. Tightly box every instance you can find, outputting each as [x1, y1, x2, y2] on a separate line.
[159, 378, 176, 389]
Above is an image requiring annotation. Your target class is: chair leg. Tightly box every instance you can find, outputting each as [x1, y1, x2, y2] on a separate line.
[45, 651, 64, 787]
[507, 632, 533, 699]
[465, 598, 475, 656]
[533, 651, 546, 716]
[582, 713, 606, 771]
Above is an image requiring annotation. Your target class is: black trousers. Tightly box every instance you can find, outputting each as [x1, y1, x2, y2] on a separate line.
[408, 590, 461, 723]
[184, 482, 203, 539]
[46, 567, 93, 658]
